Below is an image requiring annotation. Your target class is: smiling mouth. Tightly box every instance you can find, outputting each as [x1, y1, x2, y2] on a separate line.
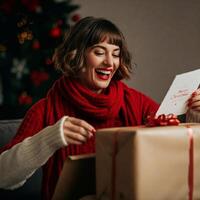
[95, 68, 112, 80]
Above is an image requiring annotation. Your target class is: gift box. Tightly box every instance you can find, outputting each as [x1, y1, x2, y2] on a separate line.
[96, 124, 200, 200]
[52, 154, 96, 200]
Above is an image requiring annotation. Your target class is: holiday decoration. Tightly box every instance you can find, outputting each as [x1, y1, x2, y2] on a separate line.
[49, 26, 62, 38]
[0, 0, 80, 118]
[11, 58, 29, 79]
[18, 91, 33, 105]
[30, 70, 49, 87]
[146, 113, 180, 127]
[71, 13, 81, 22]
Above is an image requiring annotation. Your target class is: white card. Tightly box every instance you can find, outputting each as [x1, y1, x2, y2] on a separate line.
[156, 69, 200, 116]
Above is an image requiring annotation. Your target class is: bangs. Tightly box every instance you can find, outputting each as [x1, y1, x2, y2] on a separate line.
[100, 32, 123, 47]
[86, 20, 124, 48]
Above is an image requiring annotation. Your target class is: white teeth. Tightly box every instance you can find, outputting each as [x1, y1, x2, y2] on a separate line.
[96, 69, 111, 75]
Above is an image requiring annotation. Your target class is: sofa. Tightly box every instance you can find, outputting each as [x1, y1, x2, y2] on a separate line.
[0, 119, 42, 200]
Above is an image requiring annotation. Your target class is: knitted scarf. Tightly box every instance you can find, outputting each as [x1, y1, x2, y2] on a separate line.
[46, 76, 140, 126]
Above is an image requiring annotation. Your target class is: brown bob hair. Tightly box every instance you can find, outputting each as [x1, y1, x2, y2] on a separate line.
[53, 16, 132, 80]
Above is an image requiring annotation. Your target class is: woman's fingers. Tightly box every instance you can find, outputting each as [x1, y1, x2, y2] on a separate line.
[64, 129, 88, 142]
[188, 89, 200, 111]
[64, 122, 91, 137]
[188, 100, 200, 111]
[64, 135, 83, 145]
[63, 117, 96, 145]
[68, 117, 96, 133]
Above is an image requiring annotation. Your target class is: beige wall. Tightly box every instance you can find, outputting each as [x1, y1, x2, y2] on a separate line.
[73, 0, 200, 103]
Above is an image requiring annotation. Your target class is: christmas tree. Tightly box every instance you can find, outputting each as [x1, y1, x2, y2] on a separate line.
[0, 0, 80, 118]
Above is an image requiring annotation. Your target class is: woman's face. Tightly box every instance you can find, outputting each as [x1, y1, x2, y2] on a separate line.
[79, 40, 120, 93]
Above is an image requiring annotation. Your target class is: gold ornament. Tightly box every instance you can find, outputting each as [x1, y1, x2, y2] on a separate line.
[17, 30, 33, 44]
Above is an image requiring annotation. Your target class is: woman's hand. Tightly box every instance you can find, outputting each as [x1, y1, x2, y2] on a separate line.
[62, 117, 96, 145]
[187, 88, 200, 112]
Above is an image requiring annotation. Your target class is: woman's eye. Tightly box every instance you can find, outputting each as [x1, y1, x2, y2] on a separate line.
[113, 54, 120, 58]
[95, 51, 104, 56]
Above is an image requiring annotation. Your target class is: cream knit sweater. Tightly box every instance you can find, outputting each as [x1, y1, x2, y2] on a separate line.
[0, 116, 68, 189]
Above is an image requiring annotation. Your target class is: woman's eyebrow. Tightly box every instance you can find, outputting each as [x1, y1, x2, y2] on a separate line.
[91, 45, 120, 51]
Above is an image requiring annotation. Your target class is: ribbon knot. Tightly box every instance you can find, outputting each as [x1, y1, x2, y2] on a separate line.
[146, 113, 180, 127]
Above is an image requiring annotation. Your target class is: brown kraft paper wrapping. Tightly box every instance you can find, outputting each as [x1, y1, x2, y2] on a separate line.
[96, 124, 200, 200]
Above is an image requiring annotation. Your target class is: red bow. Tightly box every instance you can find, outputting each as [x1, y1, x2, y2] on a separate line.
[146, 114, 180, 127]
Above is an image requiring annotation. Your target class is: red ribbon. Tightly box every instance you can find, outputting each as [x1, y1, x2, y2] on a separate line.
[186, 125, 194, 200]
[146, 113, 180, 127]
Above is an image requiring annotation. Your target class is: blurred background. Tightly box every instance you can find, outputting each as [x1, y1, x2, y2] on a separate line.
[0, 0, 200, 119]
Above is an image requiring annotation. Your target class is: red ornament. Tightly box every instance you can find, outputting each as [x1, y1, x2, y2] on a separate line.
[30, 70, 49, 86]
[71, 14, 81, 22]
[18, 92, 32, 105]
[49, 27, 62, 38]
[32, 40, 40, 49]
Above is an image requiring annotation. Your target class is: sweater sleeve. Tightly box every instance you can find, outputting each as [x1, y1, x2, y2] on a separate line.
[186, 109, 200, 123]
[125, 86, 159, 125]
[0, 116, 68, 189]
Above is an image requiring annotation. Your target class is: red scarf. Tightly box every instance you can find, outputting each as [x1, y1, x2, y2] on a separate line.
[46, 76, 139, 125]
[41, 76, 158, 200]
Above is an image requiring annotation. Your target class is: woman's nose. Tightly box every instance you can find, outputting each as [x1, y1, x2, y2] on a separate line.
[103, 54, 113, 66]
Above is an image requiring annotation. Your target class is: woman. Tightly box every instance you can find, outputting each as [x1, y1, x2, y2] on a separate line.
[0, 16, 200, 200]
